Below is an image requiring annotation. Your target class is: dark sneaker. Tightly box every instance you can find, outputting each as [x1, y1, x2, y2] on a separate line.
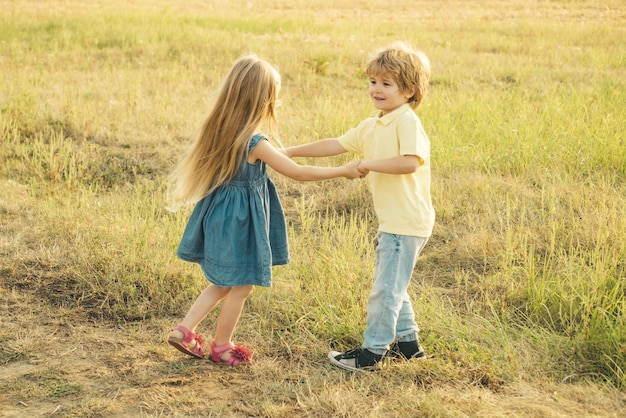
[388, 340, 426, 361]
[328, 348, 383, 372]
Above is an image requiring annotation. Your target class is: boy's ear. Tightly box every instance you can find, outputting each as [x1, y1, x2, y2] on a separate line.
[404, 88, 416, 99]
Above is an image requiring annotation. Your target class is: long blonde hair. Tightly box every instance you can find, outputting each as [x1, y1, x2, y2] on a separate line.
[169, 54, 280, 207]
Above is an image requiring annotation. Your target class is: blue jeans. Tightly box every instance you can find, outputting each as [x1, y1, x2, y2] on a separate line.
[362, 232, 428, 355]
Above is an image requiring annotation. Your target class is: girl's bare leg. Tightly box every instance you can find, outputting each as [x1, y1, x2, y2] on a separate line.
[169, 284, 230, 341]
[213, 285, 254, 359]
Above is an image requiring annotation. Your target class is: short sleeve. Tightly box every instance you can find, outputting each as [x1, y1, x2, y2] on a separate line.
[337, 119, 370, 155]
[398, 115, 429, 164]
[249, 133, 266, 152]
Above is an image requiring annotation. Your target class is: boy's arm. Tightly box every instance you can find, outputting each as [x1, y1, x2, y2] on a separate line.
[284, 139, 347, 158]
[359, 155, 423, 175]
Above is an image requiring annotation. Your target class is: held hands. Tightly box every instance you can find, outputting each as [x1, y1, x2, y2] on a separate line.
[357, 161, 369, 178]
[343, 160, 369, 180]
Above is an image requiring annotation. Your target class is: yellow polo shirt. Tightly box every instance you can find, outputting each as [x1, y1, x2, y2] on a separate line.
[338, 104, 435, 237]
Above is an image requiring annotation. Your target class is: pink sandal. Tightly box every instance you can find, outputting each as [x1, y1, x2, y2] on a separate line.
[167, 325, 205, 359]
[210, 341, 252, 366]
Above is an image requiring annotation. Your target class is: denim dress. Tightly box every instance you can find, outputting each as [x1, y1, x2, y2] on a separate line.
[176, 133, 290, 287]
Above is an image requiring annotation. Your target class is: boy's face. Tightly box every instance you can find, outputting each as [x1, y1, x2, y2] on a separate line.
[368, 73, 412, 115]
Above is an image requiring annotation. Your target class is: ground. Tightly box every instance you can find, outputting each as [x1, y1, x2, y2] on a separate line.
[1, 277, 625, 417]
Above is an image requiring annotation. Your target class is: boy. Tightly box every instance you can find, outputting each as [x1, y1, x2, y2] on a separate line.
[285, 42, 434, 371]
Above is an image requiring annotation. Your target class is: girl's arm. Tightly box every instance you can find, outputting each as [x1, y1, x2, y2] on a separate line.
[358, 155, 423, 175]
[283, 139, 347, 158]
[250, 139, 362, 181]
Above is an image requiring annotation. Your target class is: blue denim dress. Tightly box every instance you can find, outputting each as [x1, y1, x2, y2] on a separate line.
[176, 133, 289, 287]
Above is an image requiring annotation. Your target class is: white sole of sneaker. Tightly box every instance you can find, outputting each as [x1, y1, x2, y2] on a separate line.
[327, 351, 374, 372]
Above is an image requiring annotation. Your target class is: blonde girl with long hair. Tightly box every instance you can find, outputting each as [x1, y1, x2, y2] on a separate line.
[167, 54, 363, 366]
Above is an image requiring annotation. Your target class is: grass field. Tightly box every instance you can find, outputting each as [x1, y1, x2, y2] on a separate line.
[1, 0, 625, 416]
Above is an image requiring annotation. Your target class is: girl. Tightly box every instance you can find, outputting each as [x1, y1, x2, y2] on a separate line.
[167, 54, 363, 366]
